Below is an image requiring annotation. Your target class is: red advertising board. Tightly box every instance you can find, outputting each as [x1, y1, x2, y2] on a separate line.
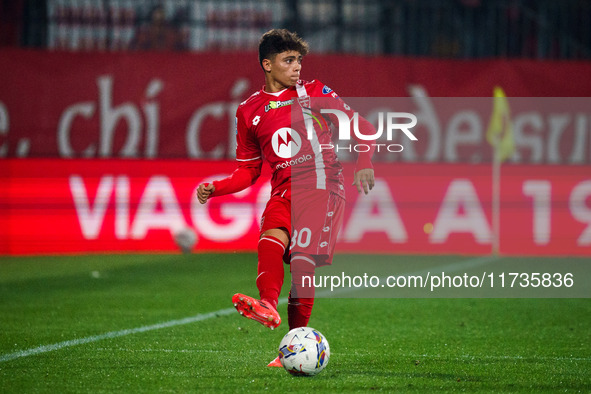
[1, 159, 589, 256]
[2, 49, 591, 162]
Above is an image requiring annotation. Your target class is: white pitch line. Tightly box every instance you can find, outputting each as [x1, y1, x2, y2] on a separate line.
[0, 307, 237, 363]
[0, 255, 498, 363]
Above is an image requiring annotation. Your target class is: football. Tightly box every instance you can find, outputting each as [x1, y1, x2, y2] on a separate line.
[278, 327, 330, 376]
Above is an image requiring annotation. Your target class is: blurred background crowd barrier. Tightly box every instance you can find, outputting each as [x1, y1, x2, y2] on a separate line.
[1, 0, 590, 256]
[2, 0, 590, 59]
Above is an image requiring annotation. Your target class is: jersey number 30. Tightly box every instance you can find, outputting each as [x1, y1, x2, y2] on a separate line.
[290, 228, 312, 249]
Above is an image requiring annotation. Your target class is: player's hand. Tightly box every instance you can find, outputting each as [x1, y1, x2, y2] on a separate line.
[353, 168, 375, 195]
[197, 183, 215, 204]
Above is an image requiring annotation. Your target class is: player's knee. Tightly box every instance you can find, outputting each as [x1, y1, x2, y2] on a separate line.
[261, 228, 290, 247]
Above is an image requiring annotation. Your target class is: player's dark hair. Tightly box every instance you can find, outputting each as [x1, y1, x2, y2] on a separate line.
[258, 29, 309, 70]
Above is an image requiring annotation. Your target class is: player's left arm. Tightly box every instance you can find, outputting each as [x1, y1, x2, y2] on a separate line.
[351, 116, 375, 195]
[353, 167, 375, 195]
[314, 82, 376, 194]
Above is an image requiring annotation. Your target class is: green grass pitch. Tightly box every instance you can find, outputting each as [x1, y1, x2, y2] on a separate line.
[0, 253, 589, 392]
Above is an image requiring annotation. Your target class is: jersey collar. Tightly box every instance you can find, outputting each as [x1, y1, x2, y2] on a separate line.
[261, 85, 294, 97]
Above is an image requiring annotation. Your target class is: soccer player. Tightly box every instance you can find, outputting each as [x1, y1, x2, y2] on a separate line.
[197, 29, 375, 365]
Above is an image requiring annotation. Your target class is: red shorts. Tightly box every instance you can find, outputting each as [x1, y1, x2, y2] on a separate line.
[260, 188, 345, 267]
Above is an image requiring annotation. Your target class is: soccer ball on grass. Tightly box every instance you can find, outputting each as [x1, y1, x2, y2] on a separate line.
[278, 327, 330, 376]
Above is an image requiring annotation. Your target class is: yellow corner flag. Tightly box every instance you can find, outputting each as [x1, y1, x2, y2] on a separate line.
[486, 86, 515, 162]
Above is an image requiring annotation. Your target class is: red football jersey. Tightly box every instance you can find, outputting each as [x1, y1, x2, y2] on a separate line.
[212, 79, 373, 199]
[238, 79, 367, 196]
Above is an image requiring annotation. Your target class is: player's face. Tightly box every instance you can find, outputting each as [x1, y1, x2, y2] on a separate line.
[264, 50, 302, 92]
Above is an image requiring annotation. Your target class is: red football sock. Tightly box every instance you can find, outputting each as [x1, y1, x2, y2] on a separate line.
[288, 296, 315, 329]
[288, 254, 316, 329]
[256, 235, 286, 310]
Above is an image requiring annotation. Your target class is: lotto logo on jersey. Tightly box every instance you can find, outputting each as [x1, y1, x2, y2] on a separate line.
[272, 127, 302, 159]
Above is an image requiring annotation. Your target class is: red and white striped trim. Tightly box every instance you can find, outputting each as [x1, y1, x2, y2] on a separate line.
[236, 156, 262, 162]
[291, 255, 316, 266]
[296, 83, 326, 190]
[259, 236, 286, 251]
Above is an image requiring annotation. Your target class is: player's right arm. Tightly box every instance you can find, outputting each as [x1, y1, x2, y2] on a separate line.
[197, 109, 263, 204]
[197, 183, 215, 204]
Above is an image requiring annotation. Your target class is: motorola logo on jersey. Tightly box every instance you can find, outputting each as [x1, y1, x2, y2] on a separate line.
[272, 127, 302, 159]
